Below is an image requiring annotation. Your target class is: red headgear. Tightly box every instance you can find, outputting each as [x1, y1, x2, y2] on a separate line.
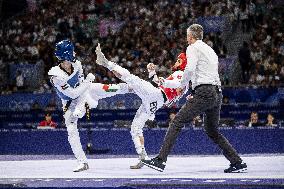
[172, 53, 187, 71]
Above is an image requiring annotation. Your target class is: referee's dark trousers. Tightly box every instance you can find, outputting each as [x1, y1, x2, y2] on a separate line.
[158, 85, 242, 164]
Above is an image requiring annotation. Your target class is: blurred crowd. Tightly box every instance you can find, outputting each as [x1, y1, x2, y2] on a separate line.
[0, 0, 89, 94]
[0, 0, 283, 93]
[0, 0, 282, 130]
[0, 0, 256, 94]
[237, 0, 284, 86]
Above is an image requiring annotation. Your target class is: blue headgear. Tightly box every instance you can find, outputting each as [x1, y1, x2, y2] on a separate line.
[54, 40, 75, 62]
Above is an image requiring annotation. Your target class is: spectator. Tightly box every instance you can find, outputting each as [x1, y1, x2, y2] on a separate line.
[169, 112, 176, 122]
[222, 96, 230, 105]
[239, 2, 249, 33]
[1, 85, 12, 95]
[145, 120, 158, 129]
[246, 111, 262, 127]
[31, 101, 42, 111]
[15, 70, 25, 91]
[33, 80, 51, 94]
[112, 100, 126, 110]
[230, 1, 239, 32]
[38, 112, 57, 129]
[247, 0, 256, 32]
[161, 111, 177, 128]
[45, 97, 58, 111]
[192, 115, 203, 127]
[238, 41, 251, 83]
[266, 113, 277, 127]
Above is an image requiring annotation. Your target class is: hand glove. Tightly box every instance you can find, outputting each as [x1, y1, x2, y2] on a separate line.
[147, 63, 156, 71]
[86, 73, 96, 82]
[158, 77, 165, 86]
[147, 63, 157, 78]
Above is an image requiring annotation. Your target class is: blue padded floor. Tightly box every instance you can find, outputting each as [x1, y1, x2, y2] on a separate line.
[0, 154, 283, 188]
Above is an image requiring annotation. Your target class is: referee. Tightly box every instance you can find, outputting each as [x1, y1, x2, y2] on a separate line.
[142, 24, 247, 173]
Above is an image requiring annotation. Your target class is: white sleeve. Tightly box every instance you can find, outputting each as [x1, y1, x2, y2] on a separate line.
[180, 45, 198, 88]
[163, 72, 183, 88]
[76, 61, 85, 83]
[163, 79, 181, 88]
[51, 76, 90, 99]
[148, 70, 160, 85]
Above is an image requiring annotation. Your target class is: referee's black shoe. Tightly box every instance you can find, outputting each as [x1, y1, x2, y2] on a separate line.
[224, 161, 247, 173]
[141, 157, 166, 172]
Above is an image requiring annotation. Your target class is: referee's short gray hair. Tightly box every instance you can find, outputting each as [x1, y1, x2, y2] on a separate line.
[187, 24, 203, 40]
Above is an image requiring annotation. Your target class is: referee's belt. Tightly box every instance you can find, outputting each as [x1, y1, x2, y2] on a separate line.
[160, 90, 168, 103]
[192, 84, 221, 94]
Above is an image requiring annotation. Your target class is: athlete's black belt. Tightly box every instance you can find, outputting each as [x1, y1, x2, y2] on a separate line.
[161, 90, 167, 103]
[64, 100, 72, 113]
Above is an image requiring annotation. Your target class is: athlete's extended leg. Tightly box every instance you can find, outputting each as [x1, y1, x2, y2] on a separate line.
[88, 82, 131, 102]
[96, 43, 165, 106]
[96, 43, 139, 83]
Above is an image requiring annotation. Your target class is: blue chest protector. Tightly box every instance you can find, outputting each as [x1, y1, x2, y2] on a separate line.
[55, 71, 80, 101]
[67, 71, 80, 88]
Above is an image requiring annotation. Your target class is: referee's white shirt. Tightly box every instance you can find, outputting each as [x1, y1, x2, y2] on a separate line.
[180, 40, 221, 90]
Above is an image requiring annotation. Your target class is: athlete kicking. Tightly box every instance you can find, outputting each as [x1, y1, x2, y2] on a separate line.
[95, 43, 188, 169]
[48, 40, 130, 172]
